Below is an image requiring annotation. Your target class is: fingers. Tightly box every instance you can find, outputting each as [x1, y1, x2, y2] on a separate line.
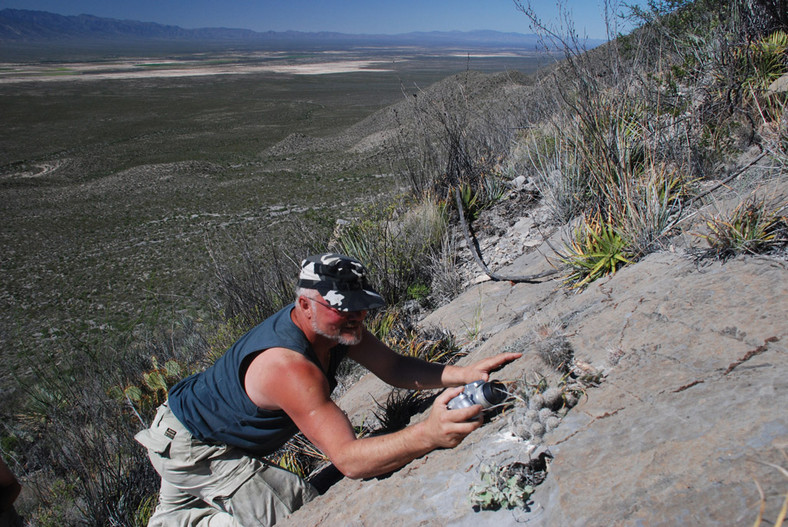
[435, 385, 464, 405]
[446, 404, 483, 424]
[490, 352, 523, 366]
[463, 352, 522, 383]
[477, 352, 523, 373]
[436, 404, 483, 447]
[426, 389, 485, 448]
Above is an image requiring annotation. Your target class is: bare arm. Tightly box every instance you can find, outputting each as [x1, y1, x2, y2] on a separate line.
[346, 329, 522, 389]
[245, 348, 482, 479]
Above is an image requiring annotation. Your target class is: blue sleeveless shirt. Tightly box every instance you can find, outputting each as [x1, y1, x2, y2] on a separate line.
[167, 303, 347, 455]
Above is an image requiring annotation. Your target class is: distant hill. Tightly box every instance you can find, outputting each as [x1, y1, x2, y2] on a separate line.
[0, 9, 596, 49]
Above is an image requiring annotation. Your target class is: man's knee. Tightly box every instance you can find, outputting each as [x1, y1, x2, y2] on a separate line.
[220, 463, 317, 527]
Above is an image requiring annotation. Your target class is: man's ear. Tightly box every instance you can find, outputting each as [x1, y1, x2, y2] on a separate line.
[297, 295, 313, 315]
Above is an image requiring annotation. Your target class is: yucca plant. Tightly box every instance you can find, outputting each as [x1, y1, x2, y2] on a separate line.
[527, 95, 683, 229]
[428, 225, 464, 305]
[575, 97, 656, 219]
[559, 215, 633, 289]
[526, 128, 587, 223]
[744, 30, 788, 94]
[702, 196, 788, 258]
[616, 163, 689, 256]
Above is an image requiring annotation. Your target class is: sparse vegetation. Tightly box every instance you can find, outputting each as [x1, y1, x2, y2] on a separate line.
[512, 0, 787, 287]
[4, 320, 206, 526]
[469, 457, 551, 511]
[366, 308, 461, 364]
[700, 194, 788, 258]
[3, 0, 788, 522]
[330, 197, 448, 306]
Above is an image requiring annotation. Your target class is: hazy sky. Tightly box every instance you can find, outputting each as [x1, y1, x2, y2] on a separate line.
[0, 0, 647, 39]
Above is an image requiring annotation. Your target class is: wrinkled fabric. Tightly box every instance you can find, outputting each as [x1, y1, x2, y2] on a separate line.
[136, 404, 317, 527]
[167, 304, 345, 454]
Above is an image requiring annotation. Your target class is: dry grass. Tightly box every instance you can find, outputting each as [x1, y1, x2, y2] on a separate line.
[700, 194, 788, 259]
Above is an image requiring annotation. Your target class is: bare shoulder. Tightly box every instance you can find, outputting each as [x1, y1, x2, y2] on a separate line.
[244, 347, 329, 410]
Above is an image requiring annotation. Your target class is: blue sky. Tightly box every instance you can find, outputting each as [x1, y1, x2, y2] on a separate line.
[0, 1, 647, 39]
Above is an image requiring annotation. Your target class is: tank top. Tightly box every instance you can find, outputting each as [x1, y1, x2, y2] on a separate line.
[167, 303, 347, 455]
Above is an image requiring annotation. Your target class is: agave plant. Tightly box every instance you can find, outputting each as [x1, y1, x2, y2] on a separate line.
[559, 215, 633, 289]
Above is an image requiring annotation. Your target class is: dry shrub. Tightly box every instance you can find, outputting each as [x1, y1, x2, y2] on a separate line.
[208, 221, 327, 328]
[701, 193, 788, 258]
[331, 197, 447, 306]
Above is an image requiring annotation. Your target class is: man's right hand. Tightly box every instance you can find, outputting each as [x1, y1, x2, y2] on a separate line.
[420, 386, 484, 449]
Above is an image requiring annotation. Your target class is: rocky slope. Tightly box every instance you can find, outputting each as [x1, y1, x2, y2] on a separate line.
[280, 168, 788, 525]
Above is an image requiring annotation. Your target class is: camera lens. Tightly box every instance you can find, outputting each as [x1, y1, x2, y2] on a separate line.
[479, 381, 506, 407]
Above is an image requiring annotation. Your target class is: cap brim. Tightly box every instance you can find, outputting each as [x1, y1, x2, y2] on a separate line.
[316, 285, 386, 312]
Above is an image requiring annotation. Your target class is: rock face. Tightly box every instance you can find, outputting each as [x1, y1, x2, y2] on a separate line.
[280, 205, 788, 525]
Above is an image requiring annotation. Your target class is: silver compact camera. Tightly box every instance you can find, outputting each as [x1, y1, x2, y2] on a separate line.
[447, 380, 507, 411]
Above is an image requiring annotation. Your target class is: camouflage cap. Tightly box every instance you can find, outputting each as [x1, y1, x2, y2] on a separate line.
[297, 253, 386, 312]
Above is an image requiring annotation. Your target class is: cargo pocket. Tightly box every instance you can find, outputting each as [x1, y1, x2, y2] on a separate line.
[217, 461, 318, 526]
[135, 427, 173, 456]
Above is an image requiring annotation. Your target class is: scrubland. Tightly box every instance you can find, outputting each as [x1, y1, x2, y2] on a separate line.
[2, 1, 787, 524]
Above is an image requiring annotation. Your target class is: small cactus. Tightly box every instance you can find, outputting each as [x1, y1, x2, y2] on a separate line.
[514, 423, 532, 440]
[530, 422, 546, 438]
[542, 386, 563, 410]
[538, 407, 555, 424]
[545, 416, 561, 431]
[528, 393, 545, 410]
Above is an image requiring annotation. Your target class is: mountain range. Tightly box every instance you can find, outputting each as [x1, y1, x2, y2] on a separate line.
[0, 9, 574, 49]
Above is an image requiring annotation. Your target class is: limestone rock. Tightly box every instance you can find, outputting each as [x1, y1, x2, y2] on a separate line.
[767, 73, 788, 94]
[281, 207, 788, 527]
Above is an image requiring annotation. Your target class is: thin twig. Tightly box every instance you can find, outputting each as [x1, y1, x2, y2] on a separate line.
[453, 187, 559, 283]
[688, 153, 767, 207]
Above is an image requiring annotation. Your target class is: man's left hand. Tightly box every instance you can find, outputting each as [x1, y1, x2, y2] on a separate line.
[456, 352, 522, 385]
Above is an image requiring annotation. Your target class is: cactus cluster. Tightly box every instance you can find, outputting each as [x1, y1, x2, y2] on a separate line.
[508, 384, 580, 443]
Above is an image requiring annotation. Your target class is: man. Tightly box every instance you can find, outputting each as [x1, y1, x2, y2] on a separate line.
[136, 253, 521, 526]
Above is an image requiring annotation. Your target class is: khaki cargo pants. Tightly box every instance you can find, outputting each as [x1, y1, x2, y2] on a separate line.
[135, 403, 318, 527]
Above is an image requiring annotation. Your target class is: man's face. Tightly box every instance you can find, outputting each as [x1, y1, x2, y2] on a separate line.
[308, 296, 367, 346]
